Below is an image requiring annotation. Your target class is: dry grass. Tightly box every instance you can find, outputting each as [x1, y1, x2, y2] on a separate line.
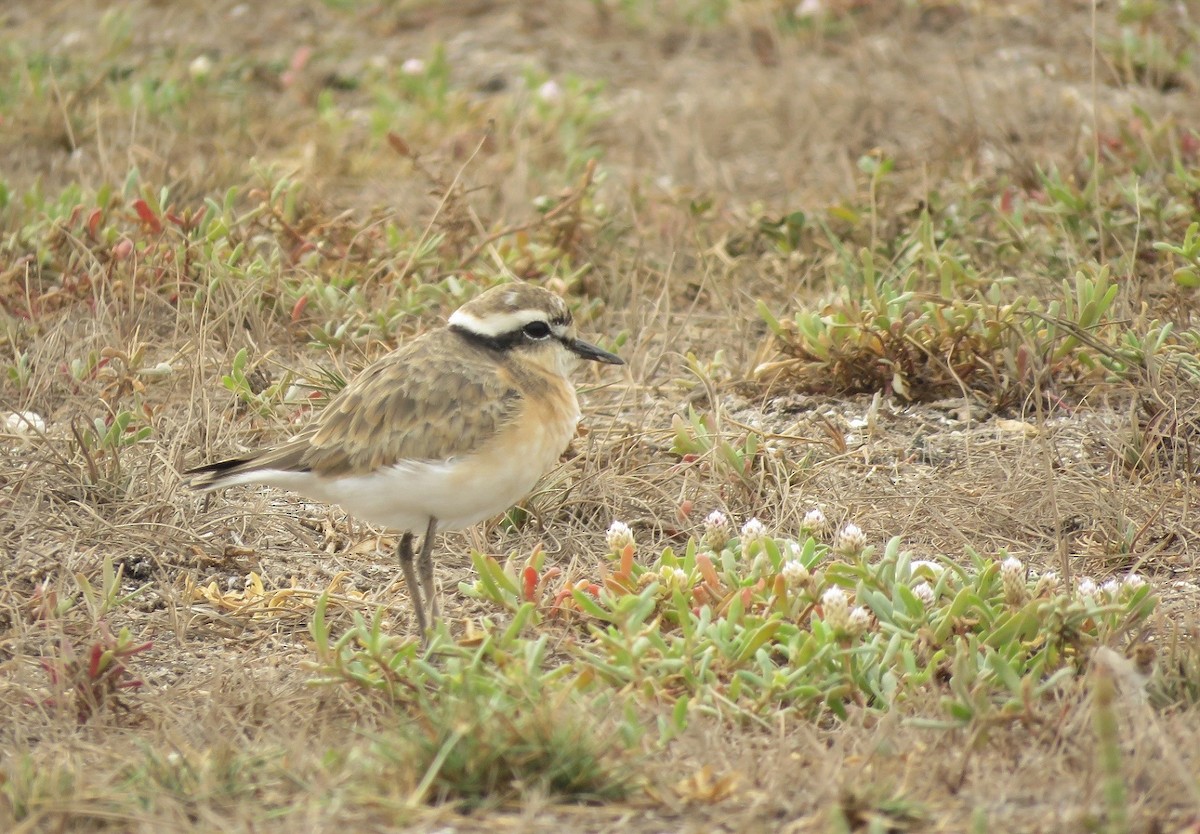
[3, 0, 1200, 831]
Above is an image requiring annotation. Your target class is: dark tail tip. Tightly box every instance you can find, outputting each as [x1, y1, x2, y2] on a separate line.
[183, 457, 250, 490]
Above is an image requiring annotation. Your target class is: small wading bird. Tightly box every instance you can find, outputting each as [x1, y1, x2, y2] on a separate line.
[187, 282, 623, 636]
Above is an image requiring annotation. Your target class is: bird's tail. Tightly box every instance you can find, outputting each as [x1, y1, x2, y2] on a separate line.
[183, 456, 257, 491]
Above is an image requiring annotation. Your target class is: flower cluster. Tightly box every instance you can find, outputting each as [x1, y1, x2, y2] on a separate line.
[781, 559, 811, 589]
[658, 565, 691, 595]
[1122, 573, 1146, 593]
[1076, 573, 1148, 603]
[821, 587, 849, 630]
[606, 520, 634, 554]
[820, 587, 872, 638]
[911, 581, 935, 607]
[740, 517, 769, 554]
[703, 510, 732, 550]
[800, 508, 829, 537]
[1000, 556, 1026, 605]
[1033, 570, 1061, 597]
[847, 606, 872, 638]
[834, 523, 867, 556]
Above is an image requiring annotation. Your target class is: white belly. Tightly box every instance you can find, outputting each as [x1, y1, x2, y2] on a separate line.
[242, 411, 579, 532]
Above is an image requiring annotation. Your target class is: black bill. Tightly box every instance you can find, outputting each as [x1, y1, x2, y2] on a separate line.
[569, 338, 624, 365]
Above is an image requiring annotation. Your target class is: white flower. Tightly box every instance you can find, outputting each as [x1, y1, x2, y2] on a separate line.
[800, 508, 829, 536]
[401, 58, 426, 76]
[847, 606, 871, 637]
[1035, 570, 1061, 596]
[781, 559, 810, 589]
[658, 565, 691, 595]
[834, 523, 867, 556]
[1122, 573, 1146, 593]
[703, 510, 732, 549]
[1077, 577, 1098, 601]
[1000, 556, 1026, 605]
[606, 520, 634, 553]
[821, 587, 850, 632]
[538, 79, 562, 102]
[188, 55, 213, 80]
[1100, 579, 1121, 601]
[911, 581, 935, 606]
[740, 517, 768, 545]
[1000, 556, 1024, 578]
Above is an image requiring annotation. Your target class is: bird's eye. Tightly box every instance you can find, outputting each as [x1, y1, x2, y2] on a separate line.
[523, 321, 551, 339]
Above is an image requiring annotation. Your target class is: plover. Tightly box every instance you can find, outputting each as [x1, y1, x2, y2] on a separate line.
[187, 282, 623, 635]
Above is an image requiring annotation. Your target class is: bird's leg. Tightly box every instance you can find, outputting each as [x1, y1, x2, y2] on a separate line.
[397, 532, 428, 637]
[417, 517, 440, 626]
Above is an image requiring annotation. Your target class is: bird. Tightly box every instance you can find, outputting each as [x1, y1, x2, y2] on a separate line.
[186, 282, 624, 636]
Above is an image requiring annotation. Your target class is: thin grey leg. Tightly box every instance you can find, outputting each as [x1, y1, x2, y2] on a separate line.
[417, 517, 439, 625]
[397, 532, 427, 636]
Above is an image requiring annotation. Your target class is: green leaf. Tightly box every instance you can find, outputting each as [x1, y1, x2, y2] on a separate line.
[1173, 267, 1200, 288]
[985, 649, 1024, 694]
[501, 602, 537, 643]
[572, 587, 614, 621]
[734, 619, 781, 664]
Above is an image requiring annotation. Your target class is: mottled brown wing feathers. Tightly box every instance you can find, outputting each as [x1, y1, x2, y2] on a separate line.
[295, 331, 523, 476]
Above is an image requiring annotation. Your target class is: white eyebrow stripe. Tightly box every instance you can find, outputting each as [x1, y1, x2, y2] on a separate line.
[448, 308, 548, 337]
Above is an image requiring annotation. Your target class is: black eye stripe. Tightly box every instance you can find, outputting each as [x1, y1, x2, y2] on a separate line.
[451, 320, 563, 353]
